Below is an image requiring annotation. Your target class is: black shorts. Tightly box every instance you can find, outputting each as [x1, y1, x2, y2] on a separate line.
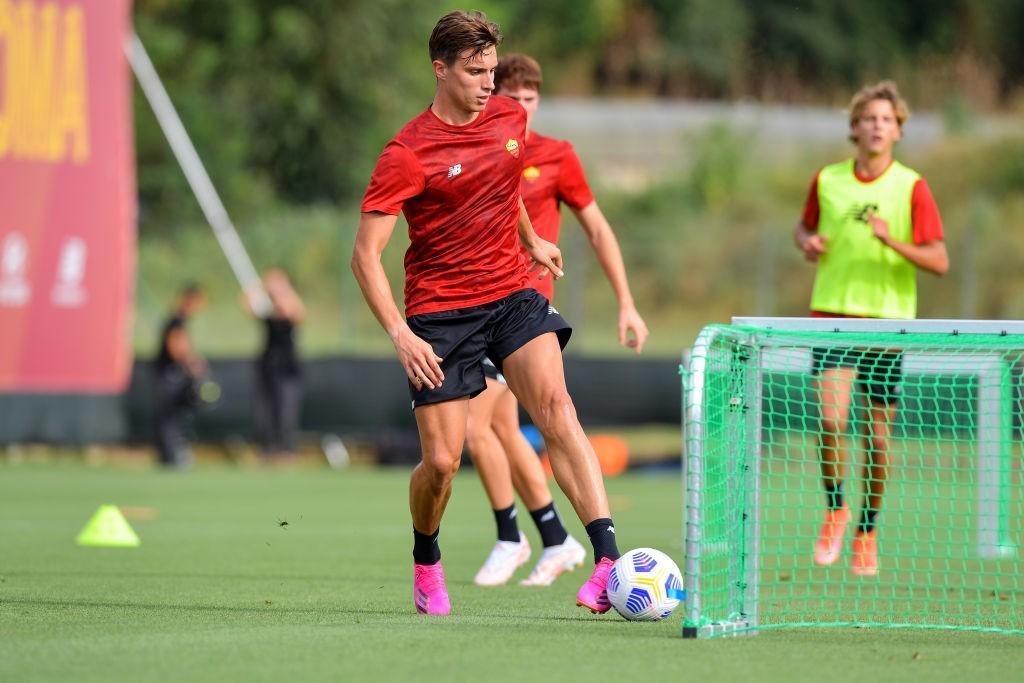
[811, 347, 903, 405]
[405, 289, 571, 408]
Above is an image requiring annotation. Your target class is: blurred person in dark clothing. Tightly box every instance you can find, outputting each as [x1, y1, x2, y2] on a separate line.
[244, 268, 305, 458]
[154, 283, 208, 468]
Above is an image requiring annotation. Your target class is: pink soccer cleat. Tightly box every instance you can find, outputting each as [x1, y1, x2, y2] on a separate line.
[413, 562, 451, 615]
[576, 557, 615, 614]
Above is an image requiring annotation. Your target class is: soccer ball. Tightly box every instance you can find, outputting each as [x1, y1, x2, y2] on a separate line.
[607, 548, 684, 621]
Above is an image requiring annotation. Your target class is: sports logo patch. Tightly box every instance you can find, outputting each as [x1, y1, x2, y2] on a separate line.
[845, 202, 880, 223]
[505, 139, 520, 159]
[523, 165, 540, 181]
[447, 163, 462, 179]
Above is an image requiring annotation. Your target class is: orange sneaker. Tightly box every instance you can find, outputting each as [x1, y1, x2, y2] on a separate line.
[813, 505, 851, 566]
[851, 530, 879, 576]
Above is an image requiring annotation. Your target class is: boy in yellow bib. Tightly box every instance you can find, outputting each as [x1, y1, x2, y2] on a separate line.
[794, 81, 949, 576]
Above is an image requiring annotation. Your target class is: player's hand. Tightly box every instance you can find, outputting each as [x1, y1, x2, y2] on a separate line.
[867, 211, 891, 245]
[392, 325, 444, 389]
[619, 305, 649, 354]
[799, 233, 827, 262]
[526, 237, 564, 280]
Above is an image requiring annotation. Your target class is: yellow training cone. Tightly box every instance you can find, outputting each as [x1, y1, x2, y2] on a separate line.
[75, 505, 141, 547]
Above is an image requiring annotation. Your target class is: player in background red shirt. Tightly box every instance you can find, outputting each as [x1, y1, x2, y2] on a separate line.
[352, 12, 624, 616]
[467, 54, 649, 589]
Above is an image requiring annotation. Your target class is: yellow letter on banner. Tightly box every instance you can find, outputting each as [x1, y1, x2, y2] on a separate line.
[9, 0, 33, 159]
[53, 3, 88, 164]
[31, 2, 59, 160]
[0, 1, 90, 164]
[0, 0, 10, 157]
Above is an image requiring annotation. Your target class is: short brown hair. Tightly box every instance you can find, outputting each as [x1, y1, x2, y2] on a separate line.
[428, 11, 501, 66]
[849, 80, 910, 130]
[495, 54, 543, 92]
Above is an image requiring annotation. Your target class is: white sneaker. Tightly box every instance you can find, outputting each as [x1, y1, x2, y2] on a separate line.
[519, 535, 587, 587]
[473, 533, 531, 586]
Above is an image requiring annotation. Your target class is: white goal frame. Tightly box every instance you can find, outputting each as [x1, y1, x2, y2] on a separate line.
[682, 317, 1023, 639]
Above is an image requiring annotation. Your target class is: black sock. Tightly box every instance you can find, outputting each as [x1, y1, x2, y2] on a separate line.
[584, 517, 620, 563]
[859, 508, 879, 533]
[412, 526, 441, 565]
[825, 482, 844, 509]
[494, 504, 520, 543]
[529, 502, 569, 548]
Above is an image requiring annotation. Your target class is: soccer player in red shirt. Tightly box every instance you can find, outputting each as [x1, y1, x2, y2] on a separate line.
[794, 81, 948, 576]
[467, 54, 649, 588]
[353, 11, 623, 616]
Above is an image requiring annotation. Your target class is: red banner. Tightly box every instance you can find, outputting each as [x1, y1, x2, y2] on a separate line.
[0, 0, 135, 392]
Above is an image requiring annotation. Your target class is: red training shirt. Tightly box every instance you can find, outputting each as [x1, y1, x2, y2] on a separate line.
[519, 131, 594, 302]
[361, 96, 530, 316]
[800, 161, 944, 318]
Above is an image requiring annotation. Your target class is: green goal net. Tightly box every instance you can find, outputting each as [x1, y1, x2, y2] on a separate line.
[681, 318, 1023, 638]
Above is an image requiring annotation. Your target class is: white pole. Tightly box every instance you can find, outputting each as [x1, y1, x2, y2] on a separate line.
[125, 32, 271, 316]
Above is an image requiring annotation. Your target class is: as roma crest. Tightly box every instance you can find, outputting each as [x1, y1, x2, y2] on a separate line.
[505, 139, 521, 159]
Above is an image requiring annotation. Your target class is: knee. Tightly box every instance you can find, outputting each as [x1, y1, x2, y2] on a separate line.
[422, 446, 461, 486]
[464, 418, 491, 458]
[532, 389, 578, 444]
[490, 411, 518, 443]
[490, 421, 513, 444]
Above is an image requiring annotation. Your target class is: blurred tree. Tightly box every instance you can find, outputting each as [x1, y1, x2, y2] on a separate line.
[133, 0, 1024, 223]
[134, 0, 442, 223]
[666, 0, 752, 97]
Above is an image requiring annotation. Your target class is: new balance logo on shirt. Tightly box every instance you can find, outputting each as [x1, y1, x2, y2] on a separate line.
[447, 163, 462, 179]
[547, 305, 558, 316]
[845, 202, 880, 223]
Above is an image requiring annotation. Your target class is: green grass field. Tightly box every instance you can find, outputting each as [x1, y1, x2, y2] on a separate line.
[1, 461, 1020, 682]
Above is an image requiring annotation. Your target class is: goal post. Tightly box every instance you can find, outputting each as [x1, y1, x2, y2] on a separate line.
[682, 317, 1023, 639]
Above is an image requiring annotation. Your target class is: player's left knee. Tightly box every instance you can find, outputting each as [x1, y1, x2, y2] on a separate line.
[464, 421, 489, 456]
[534, 391, 578, 443]
[489, 410, 519, 442]
[423, 448, 462, 482]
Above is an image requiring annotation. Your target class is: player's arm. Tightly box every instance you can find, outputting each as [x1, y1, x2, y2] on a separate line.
[351, 211, 444, 388]
[287, 295, 307, 324]
[868, 180, 949, 276]
[794, 171, 826, 262]
[275, 286, 306, 324]
[569, 201, 648, 353]
[794, 222, 827, 262]
[867, 212, 949, 275]
[517, 198, 563, 280]
[167, 327, 206, 378]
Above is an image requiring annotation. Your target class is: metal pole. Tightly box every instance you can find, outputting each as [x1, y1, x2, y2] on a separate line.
[682, 327, 714, 638]
[126, 32, 270, 316]
[743, 342, 762, 633]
